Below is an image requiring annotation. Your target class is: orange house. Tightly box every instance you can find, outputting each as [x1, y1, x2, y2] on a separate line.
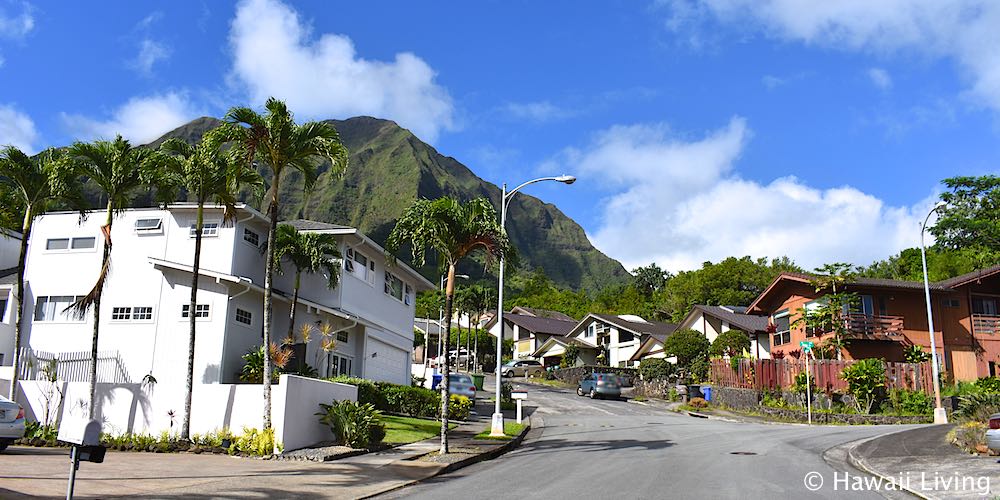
[746, 266, 1000, 382]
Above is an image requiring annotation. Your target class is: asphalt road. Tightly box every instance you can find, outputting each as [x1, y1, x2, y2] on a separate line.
[379, 381, 919, 500]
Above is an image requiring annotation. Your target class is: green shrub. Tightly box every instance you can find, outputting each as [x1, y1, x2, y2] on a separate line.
[449, 395, 473, 421]
[975, 377, 1000, 394]
[240, 346, 279, 383]
[947, 421, 987, 454]
[561, 344, 580, 368]
[761, 391, 789, 408]
[903, 345, 931, 364]
[688, 353, 709, 383]
[639, 358, 675, 381]
[190, 428, 235, 448]
[230, 426, 281, 456]
[840, 358, 885, 414]
[886, 389, 933, 415]
[328, 376, 390, 410]
[943, 380, 982, 397]
[709, 330, 750, 358]
[316, 400, 386, 449]
[791, 371, 815, 395]
[955, 393, 1000, 422]
[384, 385, 439, 417]
[662, 329, 711, 368]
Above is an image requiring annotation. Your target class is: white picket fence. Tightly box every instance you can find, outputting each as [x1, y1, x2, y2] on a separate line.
[16, 347, 132, 384]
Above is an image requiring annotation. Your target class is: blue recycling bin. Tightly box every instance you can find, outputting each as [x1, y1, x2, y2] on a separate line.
[702, 385, 712, 402]
[432, 373, 443, 390]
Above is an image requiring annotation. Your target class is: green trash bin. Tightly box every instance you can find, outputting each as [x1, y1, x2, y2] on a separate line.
[472, 373, 485, 391]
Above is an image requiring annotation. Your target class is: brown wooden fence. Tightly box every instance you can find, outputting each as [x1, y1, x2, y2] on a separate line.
[709, 358, 933, 394]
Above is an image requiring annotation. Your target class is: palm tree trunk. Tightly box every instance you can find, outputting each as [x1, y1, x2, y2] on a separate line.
[287, 272, 300, 344]
[89, 205, 113, 419]
[262, 190, 280, 430]
[181, 205, 204, 440]
[7, 210, 32, 400]
[440, 264, 456, 454]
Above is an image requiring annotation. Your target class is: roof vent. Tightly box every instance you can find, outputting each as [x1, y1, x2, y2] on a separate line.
[617, 314, 648, 323]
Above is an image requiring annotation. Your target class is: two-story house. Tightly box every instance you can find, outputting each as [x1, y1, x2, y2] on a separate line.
[11, 205, 433, 391]
[675, 305, 771, 359]
[747, 267, 1000, 381]
[559, 314, 678, 368]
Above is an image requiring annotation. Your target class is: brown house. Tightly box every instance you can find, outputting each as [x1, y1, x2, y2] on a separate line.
[747, 266, 1000, 382]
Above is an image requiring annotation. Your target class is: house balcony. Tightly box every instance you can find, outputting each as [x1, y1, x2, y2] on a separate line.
[842, 313, 905, 340]
[973, 314, 1000, 336]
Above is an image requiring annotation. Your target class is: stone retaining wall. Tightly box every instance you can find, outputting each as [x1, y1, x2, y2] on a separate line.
[751, 406, 932, 425]
[632, 380, 674, 399]
[713, 386, 759, 410]
[553, 366, 638, 386]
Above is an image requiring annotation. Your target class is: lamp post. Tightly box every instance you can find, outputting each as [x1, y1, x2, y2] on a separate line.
[491, 175, 576, 436]
[920, 201, 948, 425]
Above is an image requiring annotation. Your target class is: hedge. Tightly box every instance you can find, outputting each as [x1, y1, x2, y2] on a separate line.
[328, 376, 472, 421]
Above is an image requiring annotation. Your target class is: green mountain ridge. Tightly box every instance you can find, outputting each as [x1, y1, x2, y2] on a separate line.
[146, 115, 630, 291]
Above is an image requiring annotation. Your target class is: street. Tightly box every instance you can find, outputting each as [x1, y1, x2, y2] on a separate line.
[380, 381, 919, 500]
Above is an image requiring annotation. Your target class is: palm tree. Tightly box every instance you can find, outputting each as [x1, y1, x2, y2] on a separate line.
[466, 285, 493, 372]
[0, 147, 84, 400]
[386, 197, 511, 454]
[65, 136, 171, 417]
[273, 224, 342, 367]
[157, 134, 264, 440]
[213, 98, 348, 429]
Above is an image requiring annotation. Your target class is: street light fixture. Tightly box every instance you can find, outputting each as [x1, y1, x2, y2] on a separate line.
[920, 201, 948, 425]
[491, 175, 577, 436]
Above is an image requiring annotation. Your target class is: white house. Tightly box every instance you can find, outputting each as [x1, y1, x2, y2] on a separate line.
[561, 314, 677, 368]
[486, 306, 574, 342]
[676, 305, 771, 359]
[2, 205, 433, 446]
[0, 229, 22, 368]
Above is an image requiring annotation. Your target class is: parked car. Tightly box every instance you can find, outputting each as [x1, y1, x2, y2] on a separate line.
[576, 372, 621, 399]
[449, 373, 477, 400]
[500, 359, 544, 378]
[987, 413, 1000, 452]
[0, 395, 25, 452]
[430, 349, 472, 368]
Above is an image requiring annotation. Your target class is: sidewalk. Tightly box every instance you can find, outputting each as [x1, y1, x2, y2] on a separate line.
[849, 425, 1000, 499]
[0, 413, 530, 499]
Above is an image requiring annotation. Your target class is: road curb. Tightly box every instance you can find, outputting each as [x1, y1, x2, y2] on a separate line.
[845, 428, 933, 500]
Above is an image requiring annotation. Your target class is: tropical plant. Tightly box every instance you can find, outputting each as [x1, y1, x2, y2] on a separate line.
[156, 134, 264, 441]
[65, 136, 172, 417]
[975, 377, 1000, 394]
[274, 224, 341, 352]
[240, 345, 291, 383]
[903, 345, 932, 364]
[386, 196, 511, 454]
[638, 358, 674, 381]
[840, 358, 886, 414]
[886, 388, 933, 415]
[792, 263, 859, 360]
[955, 393, 1000, 422]
[561, 344, 581, 368]
[0, 146, 84, 400]
[662, 328, 711, 369]
[213, 97, 348, 430]
[709, 330, 750, 358]
[791, 370, 814, 396]
[316, 400, 385, 449]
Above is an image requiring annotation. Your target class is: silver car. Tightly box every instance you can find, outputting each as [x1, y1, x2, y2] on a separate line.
[448, 373, 476, 400]
[987, 413, 1000, 452]
[0, 395, 26, 452]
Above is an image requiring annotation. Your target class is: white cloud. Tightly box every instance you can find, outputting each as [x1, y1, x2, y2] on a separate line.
[61, 92, 201, 144]
[0, 2, 33, 39]
[0, 103, 37, 152]
[131, 39, 170, 76]
[503, 101, 574, 122]
[761, 75, 786, 89]
[867, 67, 893, 90]
[557, 118, 930, 272]
[673, 0, 1000, 112]
[227, 0, 455, 142]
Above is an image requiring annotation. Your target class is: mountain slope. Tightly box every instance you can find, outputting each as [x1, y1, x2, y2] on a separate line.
[148, 116, 630, 290]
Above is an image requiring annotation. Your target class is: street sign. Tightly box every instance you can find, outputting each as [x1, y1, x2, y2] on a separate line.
[799, 340, 814, 352]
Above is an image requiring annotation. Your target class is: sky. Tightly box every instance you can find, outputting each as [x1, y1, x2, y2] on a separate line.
[1, 0, 999, 274]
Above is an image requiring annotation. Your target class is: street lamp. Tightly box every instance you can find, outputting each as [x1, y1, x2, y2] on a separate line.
[920, 201, 948, 425]
[491, 175, 576, 436]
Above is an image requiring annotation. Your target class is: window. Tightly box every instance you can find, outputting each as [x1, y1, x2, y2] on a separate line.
[337, 331, 349, 343]
[345, 247, 372, 283]
[46, 238, 69, 250]
[384, 272, 404, 301]
[71, 237, 95, 249]
[404, 284, 413, 306]
[243, 228, 260, 247]
[112, 306, 154, 322]
[619, 329, 634, 343]
[111, 307, 132, 321]
[33, 296, 84, 322]
[973, 297, 998, 316]
[367, 260, 376, 285]
[235, 308, 252, 326]
[0, 297, 6, 322]
[944, 298, 961, 308]
[189, 222, 219, 238]
[181, 304, 211, 319]
[586, 324, 595, 338]
[328, 353, 353, 377]
[135, 218, 163, 233]
[772, 311, 791, 346]
[133, 307, 153, 321]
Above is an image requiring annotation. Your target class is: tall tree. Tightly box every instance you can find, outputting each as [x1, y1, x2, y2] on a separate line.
[931, 175, 1000, 261]
[792, 263, 858, 360]
[213, 98, 348, 429]
[387, 197, 511, 453]
[632, 263, 671, 297]
[65, 136, 170, 417]
[0, 147, 84, 400]
[156, 135, 264, 440]
[273, 224, 342, 350]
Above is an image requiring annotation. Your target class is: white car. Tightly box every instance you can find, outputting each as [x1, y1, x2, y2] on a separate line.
[0, 395, 26, 452]
[448, 373, 477, 400]
[987, 413, 1000, 452]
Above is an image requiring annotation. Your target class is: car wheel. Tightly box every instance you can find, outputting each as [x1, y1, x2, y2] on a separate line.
[503, 371, 512, 378]
[577, 387, 584, 396]
[0, 440, 8, 452]
[589, 388, 597, 399]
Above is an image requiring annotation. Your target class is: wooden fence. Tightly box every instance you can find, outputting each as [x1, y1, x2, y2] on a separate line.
[16, 347, 133, 384]
[709, 358, 933, 394]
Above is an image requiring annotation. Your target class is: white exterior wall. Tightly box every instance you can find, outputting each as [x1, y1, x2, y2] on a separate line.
[680, 311, 770, 360]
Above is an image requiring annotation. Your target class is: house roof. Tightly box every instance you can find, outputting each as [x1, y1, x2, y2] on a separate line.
[511, 306, 575, 322]
[282, 220, 356, 232]
[0, 267, 17, 286]
[937, 264, 1000, 289]
[588, 313, 678, 337]
[503, 314, 577, 336]
[687, 305, 769, 333]
[530, 336, 598, 359]
[629, 335, 666, 362]
[413, 318, 447, 336]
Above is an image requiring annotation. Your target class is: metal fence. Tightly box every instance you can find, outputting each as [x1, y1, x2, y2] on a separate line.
[16, 347, 132, 384]
[709, 358, 933, 394]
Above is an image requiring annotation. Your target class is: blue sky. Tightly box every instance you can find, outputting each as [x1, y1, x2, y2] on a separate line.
[1, 0, 999, 273]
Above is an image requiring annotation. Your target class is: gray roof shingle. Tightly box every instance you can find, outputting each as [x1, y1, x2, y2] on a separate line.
[0, 267, 17, 286]
[281, 220, 355, 232]
[590, 314, 678, 337]
[692, 305, 769, 333]
[504, 314, 577, 336]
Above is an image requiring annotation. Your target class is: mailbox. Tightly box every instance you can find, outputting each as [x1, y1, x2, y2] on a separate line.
[510, 391, 528, 400]
[58, 417, 102, 446]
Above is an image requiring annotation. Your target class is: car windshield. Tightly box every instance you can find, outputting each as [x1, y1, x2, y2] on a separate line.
[449, 374, 472, 384]
[502, 361, 518, 367]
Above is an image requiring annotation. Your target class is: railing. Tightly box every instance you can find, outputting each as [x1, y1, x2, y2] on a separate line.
[973, 314, 1000, 336]
[16, 347, 132, 384]
[710, 358, 933, 394]
[843, 313, 904, 339]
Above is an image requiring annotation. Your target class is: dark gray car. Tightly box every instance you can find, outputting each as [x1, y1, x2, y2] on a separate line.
[576, 372, 621, 399]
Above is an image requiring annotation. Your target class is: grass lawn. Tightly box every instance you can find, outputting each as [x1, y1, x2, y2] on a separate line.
[525, 377, 573, 389]
[474, 422, 526, 441]
[382, 415, 457, 445]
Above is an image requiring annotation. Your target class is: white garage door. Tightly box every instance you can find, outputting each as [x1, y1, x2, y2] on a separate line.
[366, 337, 408, 385]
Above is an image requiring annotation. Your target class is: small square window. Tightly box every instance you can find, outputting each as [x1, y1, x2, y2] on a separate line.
[46, 238, 69, 250]
[135, 218, 162, 232]
[944, 298, 961, 308]
[111, 307, 131, 321]
[71, 237, 96, 249]
[235, 308, 252, 325]
[189, 223, 219, 238]
[133, 307, 153, 321]
[337, 331, 349, 343]
[243, 228, 260, 246]
[181, 304, 210, 318]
